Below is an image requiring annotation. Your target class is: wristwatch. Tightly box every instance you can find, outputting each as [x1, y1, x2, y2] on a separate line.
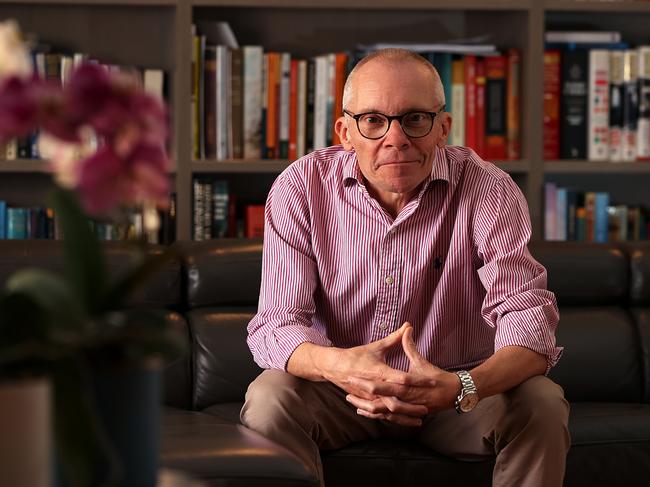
[454, 370, 479, 414]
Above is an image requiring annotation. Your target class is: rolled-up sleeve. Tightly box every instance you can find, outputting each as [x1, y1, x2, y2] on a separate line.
[246, 170, 332, 370]
[474, 177, 562, 373]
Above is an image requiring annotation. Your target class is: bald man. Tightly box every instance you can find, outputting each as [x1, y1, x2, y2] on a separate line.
[242, 49, 570, 487]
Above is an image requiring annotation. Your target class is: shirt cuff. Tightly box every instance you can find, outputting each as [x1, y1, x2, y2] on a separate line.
[262, 325, 333, 371]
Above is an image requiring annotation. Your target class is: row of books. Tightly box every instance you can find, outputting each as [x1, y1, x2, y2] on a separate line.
[191, 22, 522, 162]
[192, 178, 264, 240]
[544, 183, 649, 242]
[543, 31, 650, 162]
[2, 44, 166, 161]
[0, 199, 176, 244]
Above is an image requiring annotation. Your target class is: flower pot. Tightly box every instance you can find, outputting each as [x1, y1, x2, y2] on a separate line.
[90, 359, 162, 487]
[0, 378, 51, 487]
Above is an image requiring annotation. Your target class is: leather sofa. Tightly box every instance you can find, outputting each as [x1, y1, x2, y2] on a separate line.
[1, 240, 649, 486]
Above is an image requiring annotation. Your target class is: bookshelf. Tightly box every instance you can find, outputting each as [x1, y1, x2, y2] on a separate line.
[0, 0, 649, 241]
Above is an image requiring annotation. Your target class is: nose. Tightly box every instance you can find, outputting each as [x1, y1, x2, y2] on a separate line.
[382, 118, 410, 149]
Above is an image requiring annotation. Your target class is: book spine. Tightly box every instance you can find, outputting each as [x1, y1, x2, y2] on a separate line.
[637, 46, 650, 160]
[278, 52, 291, 159]
[622, 50, 639, 162]
[556, 187, 568, 241]
[203, 46, 217, 159]
[544, 49, 561, 160]
[464, 55, 477, 151]
[314, 55, 329, 150]
[212, 180, 229, 238]
[216, 46, 230, 160]
[475, 58, 486, 159]
[451, 58, 465, 146]
[6, 208, 28, 240]
[332, 52, 348, 146]
[594, 192, 610, 242]
[609, 50, 625, 162]
[242, 46, 263, 160]
[296, 60, 308, 158]
[484, 55, 507, 160]
[0, 201, 6, 239]
[506, 48, 521, 160]
[560, 49, 588, 159]
[306, 59, 316, 154]
[288, 59, 299, 161]
[230, 48, 244, 159]
[544, 182, 557, 241]
[588, 49, 610, 161]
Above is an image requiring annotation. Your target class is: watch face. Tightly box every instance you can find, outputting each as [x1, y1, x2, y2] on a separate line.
[460, 392, 479, 413]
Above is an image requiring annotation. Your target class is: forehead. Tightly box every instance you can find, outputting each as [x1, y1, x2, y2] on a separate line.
[350, 60, 438, 112]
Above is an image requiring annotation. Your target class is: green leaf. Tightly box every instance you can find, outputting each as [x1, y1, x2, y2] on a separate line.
[5, 268, 86, 334]
[49, 188, 108, 315]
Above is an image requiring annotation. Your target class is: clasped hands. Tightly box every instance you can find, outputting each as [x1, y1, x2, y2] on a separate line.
[322, 322, 460, 427]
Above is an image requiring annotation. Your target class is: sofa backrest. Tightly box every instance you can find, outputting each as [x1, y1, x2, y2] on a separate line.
[186, 239, 650, 409]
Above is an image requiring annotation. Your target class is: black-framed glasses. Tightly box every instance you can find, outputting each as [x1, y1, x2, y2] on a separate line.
[343, 106, 446, 140]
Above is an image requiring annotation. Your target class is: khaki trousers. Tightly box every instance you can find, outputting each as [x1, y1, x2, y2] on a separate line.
[241, 370, 570, 487]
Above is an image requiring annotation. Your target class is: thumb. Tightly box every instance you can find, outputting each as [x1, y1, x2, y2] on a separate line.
[371, 322, 409, 351]
[402, 324, 426, 367]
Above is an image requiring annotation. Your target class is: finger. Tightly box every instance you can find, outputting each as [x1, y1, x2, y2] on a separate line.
[354, 408, 423, 427]
[346, 394, 385, 414]
[402, 325, 426, 367]
[369, 322, 410, 351]
[380, 396, 429, 417]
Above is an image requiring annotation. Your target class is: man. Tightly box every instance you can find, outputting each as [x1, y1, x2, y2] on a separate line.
[242, 49, 570, 487]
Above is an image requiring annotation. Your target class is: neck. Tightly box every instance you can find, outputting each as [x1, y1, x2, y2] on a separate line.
[367, 184, 420, 219]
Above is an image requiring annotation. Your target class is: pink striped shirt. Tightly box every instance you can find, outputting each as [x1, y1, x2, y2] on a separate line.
[247, 145, 562, 373]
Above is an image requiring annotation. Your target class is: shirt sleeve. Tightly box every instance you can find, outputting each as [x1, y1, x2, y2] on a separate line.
[246, 170, 332, 371]
[474, 176, 562, 373]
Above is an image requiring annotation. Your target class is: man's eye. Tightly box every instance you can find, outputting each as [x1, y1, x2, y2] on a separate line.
[361, 115, 385, 125]
[405, 113, 427, 123]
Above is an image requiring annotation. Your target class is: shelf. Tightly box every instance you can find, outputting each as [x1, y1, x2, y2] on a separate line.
[494, 160, 530, 174]
[191, 0, 532, 10]
[0, 0, 177, 5]
[544, 161, 650, 174]
[0, 160, 50, 173]
[192, 160, 292, 174]
[544, 0, 650, 13]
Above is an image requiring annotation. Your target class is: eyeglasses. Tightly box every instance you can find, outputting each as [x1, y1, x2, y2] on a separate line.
[342, 106, 445, 140]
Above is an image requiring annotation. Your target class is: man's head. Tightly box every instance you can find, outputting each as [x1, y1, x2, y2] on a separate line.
[335, 49, 451, 209]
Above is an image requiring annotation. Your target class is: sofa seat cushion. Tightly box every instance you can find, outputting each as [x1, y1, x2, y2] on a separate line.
[161, 408, 317, 486]
[203, 402, 244, 424]
[569, 402, 650, 445]
[322, 439, 493, 487]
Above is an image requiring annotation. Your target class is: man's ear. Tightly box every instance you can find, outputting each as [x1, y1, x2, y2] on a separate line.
[335, 116, 354, 151]
[436, 113, 452, 148]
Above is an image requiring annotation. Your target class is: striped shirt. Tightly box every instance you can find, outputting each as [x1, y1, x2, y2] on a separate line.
[247, 145, 562, 373]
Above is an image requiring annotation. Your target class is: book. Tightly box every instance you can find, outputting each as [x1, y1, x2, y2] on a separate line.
[594, 192, 610, 243]
[475, 58, 486, 158]
[543, 49, 561, 160]
[560, 49, 588, 159]
[637, 46, 650, 161]
[212, 180, 229, 238]
[245, 205, 265, 238]
[0, 201, 6, 239]
[622, 50, 639, 162]
[544, 182, 557, 241]
[230, 48, 244, 159]
[203, 45, 218, 159]
[451, 58, 465, 146]
[484, 55, 507, 160]
[6, 207, 28, 239]
[587, 49, 610, 161]
[609, 50, 625, 162]
[506, 48, 521, 160]
[278, 52, 291, 159]
[545, 31, 622, 45]
[242, 46, 264, 160]
[464, 55, 477, 151]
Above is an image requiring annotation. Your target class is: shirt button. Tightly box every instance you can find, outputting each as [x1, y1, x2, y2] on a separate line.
[357, 186, 363, 193]
[378, 321, 388, 330]
[385, 275, 394, 285]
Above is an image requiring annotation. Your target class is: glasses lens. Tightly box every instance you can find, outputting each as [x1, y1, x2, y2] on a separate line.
[357, 113, 388, 139]
[401, 112, 433, 137]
